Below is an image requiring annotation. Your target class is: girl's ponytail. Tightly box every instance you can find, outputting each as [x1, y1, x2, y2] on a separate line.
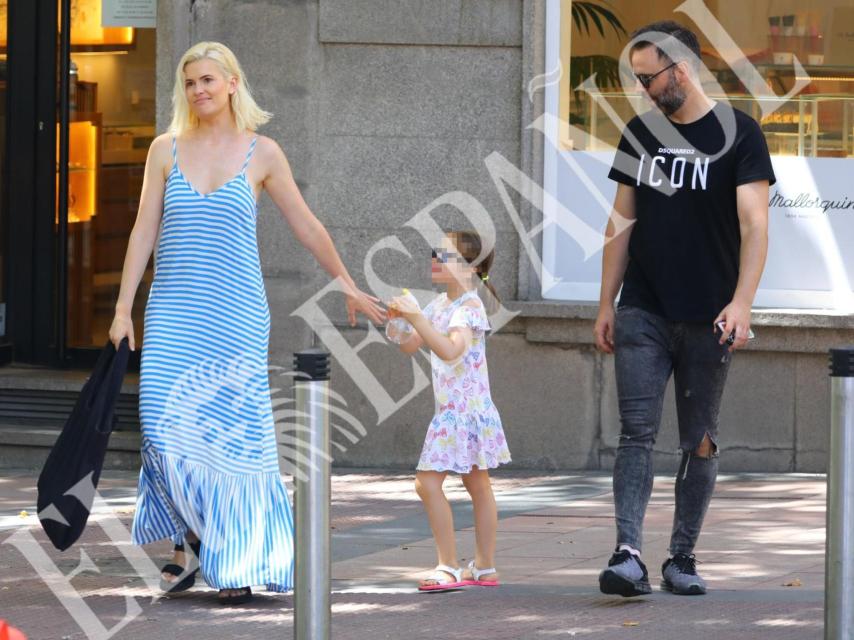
[451, 231, 500, 316]
[475, 271, 500, 316]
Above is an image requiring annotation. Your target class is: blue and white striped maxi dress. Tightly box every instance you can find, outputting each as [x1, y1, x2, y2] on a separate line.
[131, 136, 294, 592]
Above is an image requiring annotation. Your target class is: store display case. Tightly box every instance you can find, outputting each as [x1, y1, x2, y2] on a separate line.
[57, 111, 101, 346]
[59, 113, 100, 222]
[571, 91, 854, 159]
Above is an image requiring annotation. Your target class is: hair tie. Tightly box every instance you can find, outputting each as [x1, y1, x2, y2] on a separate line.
[480, 274, 489, 282]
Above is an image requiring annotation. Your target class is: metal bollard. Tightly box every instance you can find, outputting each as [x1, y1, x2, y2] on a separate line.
[825, 346, 854, 640]
[293, 348, 331, 640]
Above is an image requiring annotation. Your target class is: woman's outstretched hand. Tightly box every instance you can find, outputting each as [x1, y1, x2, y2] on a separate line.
[345, 288, 387, 327]
[109, 313, 136, 351]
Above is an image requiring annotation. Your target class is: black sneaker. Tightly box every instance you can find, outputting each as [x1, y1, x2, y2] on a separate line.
[661, 553, 707, 595]
[599, 549, 652, 597]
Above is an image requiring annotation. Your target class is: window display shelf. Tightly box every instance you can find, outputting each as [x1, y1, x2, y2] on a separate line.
[572, 92, 854, 158]
[56, 112, 101, 223]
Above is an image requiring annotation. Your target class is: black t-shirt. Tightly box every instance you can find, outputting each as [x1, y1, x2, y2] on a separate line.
[608, 102, 775, 323]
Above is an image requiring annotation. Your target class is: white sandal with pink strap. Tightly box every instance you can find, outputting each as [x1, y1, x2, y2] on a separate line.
[417, 564, 466, 592]
[464, 559, 500, 587]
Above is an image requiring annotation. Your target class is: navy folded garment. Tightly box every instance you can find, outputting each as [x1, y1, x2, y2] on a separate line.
[37, 338, 130, 551]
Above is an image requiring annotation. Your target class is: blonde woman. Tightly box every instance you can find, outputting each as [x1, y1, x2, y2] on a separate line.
[109, 41, 384, 604]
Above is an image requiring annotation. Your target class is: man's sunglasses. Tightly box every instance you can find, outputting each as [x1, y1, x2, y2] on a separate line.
[634, 61, 679, 89]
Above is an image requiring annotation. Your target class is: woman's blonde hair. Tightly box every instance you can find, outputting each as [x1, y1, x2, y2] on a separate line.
[169, 41, 272, 135]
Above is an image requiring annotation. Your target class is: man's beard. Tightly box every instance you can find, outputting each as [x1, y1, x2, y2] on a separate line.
[652, 71, 687, 116]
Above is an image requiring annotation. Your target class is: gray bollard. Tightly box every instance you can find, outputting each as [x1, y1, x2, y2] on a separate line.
[826, 346, 854, 640]
[293, 348, 331, 640]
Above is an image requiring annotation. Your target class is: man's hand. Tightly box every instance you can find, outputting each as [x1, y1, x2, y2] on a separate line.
[713, 301, 751, 352]
[594, 304, 617, 354]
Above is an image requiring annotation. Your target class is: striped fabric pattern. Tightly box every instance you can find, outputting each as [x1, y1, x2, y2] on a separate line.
[131, 136, 294, 592]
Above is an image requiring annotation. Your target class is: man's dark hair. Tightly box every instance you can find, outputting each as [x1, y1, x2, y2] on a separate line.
[629, 20, 702, 71]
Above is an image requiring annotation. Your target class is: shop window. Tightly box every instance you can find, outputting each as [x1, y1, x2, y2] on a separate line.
[541, 0, 854, 310]
[563, 0, 854, 158]
[62, 1, 156, 348]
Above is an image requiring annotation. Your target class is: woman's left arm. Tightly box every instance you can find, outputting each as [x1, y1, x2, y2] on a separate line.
[259, 138, 386, 326]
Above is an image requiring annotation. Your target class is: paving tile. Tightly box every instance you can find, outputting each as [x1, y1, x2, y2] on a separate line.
[0, 470, 829, 640]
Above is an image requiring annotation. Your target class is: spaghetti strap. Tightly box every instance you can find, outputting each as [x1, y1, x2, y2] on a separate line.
[170, 136, 178, 167]
[241, 136, 258, 173]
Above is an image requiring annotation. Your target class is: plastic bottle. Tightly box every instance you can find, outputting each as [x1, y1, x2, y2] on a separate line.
[385, 288, 419, 345]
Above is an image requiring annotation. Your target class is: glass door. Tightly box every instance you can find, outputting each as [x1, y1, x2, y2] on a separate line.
[59, 0, 155, 365]
[2, 1, 60, 365]
[0, 1, 9, 363]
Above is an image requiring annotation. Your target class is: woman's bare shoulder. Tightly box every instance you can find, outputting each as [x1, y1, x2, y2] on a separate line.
[148, 133, 174, 163]
[149, 132, 174, 153]
[147, 133, 174, 179]
[251, 135, 291, 180]
[253, 135, 287, 160]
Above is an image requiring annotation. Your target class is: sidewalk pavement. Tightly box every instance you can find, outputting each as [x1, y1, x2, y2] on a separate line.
[0, 469, 827, 640]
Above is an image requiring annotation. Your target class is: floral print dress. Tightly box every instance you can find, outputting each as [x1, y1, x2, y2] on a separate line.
[416, 289, 512, 474]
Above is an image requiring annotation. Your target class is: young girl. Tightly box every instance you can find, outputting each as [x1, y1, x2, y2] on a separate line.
[390, 230, 512, 592]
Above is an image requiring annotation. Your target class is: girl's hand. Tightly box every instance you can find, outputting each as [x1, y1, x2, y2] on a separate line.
[389, 295, 422, 322]
[109, 313, 135, 352]
[346, 288, 387, 326]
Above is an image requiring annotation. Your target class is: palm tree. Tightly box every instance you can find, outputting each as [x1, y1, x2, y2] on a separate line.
[569, 1, 627, 99]
[571, 1, 626, 39]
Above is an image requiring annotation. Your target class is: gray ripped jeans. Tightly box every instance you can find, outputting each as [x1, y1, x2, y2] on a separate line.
[613, 305, 732, 556]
